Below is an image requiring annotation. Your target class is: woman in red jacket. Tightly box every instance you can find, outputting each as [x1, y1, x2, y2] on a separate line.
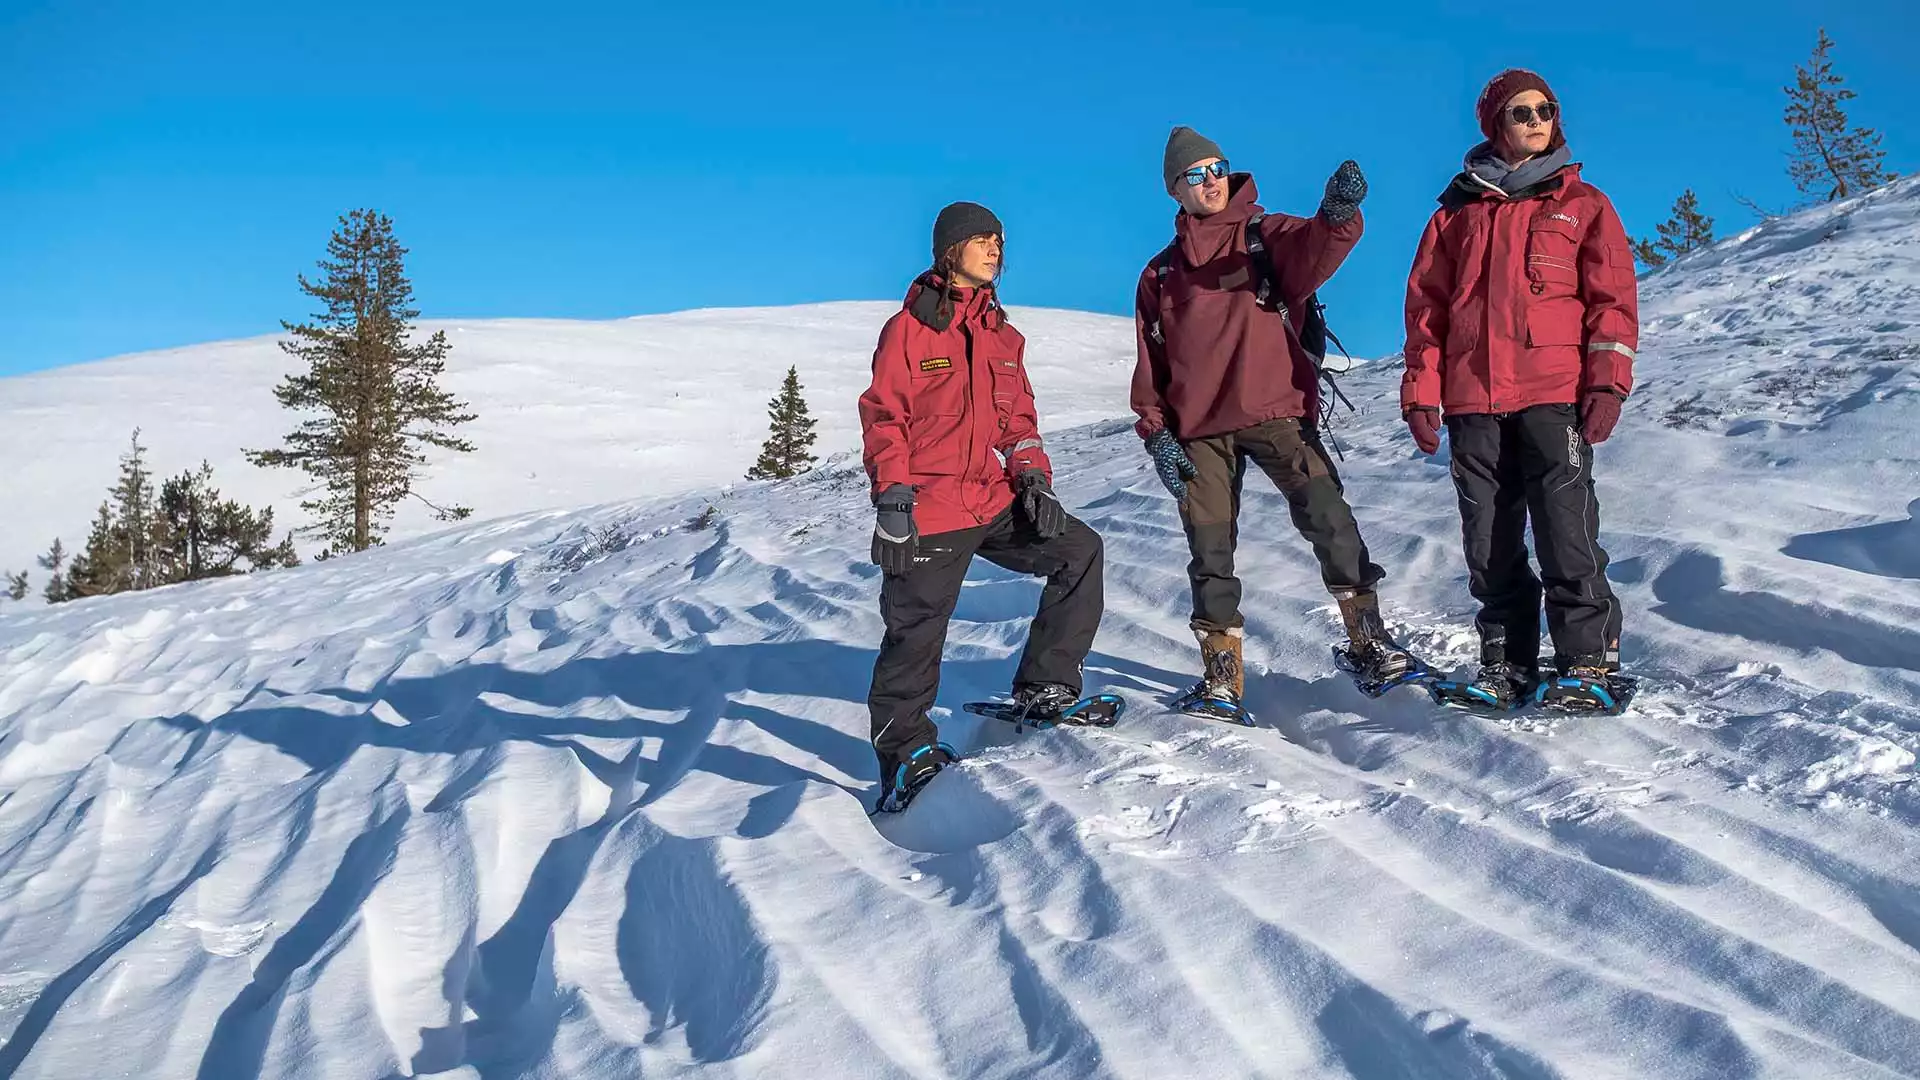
[1402, 69, 1638, 711]
[857, 202, 1106, 811]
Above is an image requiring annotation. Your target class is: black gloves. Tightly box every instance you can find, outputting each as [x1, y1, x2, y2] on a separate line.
[1145, 429, 1199, 503]
[871, 483, 917, 575]
[1320, 160, 1368, 225]
[1016, 469, 1065, 540]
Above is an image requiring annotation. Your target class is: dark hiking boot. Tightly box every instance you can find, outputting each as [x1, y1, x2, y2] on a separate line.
[875, 737, 957, 813]
[1538, 655, 1636, 715]
[1470, 662, 1537, 708]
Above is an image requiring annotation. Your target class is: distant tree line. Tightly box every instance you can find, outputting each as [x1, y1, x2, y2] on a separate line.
[22, 430, 297, 604]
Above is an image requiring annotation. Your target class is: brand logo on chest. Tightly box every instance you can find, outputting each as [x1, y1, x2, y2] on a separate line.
[920, 357, 952, 372]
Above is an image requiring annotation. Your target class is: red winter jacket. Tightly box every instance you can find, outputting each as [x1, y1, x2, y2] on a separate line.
[1132, 174, 1363, 441]
[859, 275, 1052, 537]
[1402, 163, 1638, 416]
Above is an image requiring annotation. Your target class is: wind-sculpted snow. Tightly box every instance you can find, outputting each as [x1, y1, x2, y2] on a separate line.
[0, 178, 1917, 1077]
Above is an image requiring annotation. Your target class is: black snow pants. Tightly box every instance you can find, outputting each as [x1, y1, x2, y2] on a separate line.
[1180, 417, 1386, 631]
[1446, 404, 1623, 672]
[867, 506, 1103, 771]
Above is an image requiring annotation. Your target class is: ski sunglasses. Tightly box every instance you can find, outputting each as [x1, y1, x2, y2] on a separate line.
[1506, 101, 1559, 125]
[1179, 160, 1231, 186]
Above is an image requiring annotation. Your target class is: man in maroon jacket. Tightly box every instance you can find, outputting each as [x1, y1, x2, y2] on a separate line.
[1133, 126, 1419, 716]
[859, 202, 1106, 810]
[1403, 69, 1637, 710]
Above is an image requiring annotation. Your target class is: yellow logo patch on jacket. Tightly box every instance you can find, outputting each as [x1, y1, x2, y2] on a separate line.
[919, 357, 952, 372]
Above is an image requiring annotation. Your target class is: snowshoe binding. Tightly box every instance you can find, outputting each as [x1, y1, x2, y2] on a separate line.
[873, 739, 959, 814]
[1427, 662, 1538, 713]
[1330, 591, 1432, 698]
[964, 686, 1124, 731]
[1170, 684, 1254, 725]
[1534, 663, 1637, 716]
[1173, 628, 1255, 725]
[1331, 641, 1432, 698]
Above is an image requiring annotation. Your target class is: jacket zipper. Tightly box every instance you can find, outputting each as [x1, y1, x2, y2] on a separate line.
[961, 318, 983, 524]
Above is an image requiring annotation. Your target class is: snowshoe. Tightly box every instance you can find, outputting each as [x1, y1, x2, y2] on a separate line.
[1171, 682, 1256, 726]
[1330, 641, 1432, 699]
[1330, 592, 1432, 698]
[963, 690, 1125, 731]
[1534, 668, 1637, 716]
[873, 740, 959, 814]
[1173, 627, 1256, 725]
[1427, 662, 1538, 713]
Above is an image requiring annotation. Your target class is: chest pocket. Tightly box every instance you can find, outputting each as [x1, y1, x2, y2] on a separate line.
[1525, 213, 1582, 295]
[973, 325, 1028, 427]
[907, 364, 967, 474]
[988, 358, 1027, 423]
[909, 360, 965, 409]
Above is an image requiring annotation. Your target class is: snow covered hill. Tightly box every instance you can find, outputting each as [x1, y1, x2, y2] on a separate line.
[0, 178, 1917, 1079]
[0, 302, 1133, 581]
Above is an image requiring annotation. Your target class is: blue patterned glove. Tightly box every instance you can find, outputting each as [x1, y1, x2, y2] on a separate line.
[1320, 160, 1367, 225]
[1145, 430, 1199, 503]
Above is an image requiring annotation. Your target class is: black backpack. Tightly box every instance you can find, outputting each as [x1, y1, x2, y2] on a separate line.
[1146, 214, 1356, 444]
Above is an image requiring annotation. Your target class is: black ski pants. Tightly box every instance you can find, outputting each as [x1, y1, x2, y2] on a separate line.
[867, 507, 1103, 769]
[1446, 404, 1622, 671]
[1180, 417, 1386, 631]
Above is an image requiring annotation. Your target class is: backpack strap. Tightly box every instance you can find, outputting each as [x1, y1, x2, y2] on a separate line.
[1144, 242, 1178, 346]
[1244, 214, 1285, 317]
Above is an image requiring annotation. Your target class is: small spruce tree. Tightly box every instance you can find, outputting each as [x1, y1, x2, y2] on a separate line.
[4, 570, 26, 602]
[746, 365, 820, 481]
[1633, 189, 1716, 268]
[1785, 29, 1894, 202]
[37, 539, 71, 604]
[65, 430, 167, 598]
[65, 502, 121, 599]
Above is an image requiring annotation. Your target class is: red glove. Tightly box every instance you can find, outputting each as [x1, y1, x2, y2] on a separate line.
[1405, 407, 1441, 455]
[1579, 390, 1622, 445]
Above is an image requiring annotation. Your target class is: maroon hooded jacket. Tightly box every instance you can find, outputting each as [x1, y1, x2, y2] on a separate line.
[1131, 174, 1363, 441]
[1402, 163, 1637, 415]
[859, 275, 1052, 537]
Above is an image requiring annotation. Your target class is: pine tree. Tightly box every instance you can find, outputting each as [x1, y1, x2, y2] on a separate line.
[5, 570, 26, 602]
[65, 502, 120, 598]
[746, 366, 820, 481]
[1634, 189, 1716, 268]
[110, 428, 164, 590]
[1785, 29, 1894, 202]
[37, 539, 71, 604]
[246, 209, 476, 557]
[157, 462, 301, 581]
[64, 430, 166, 598]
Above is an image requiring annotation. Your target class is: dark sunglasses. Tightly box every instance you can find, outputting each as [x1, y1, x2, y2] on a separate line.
[1506, 101, 1559, 126]
[1179, 160, 1231, 186]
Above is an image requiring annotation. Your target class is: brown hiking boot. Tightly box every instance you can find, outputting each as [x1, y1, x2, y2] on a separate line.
[1193, 626, 1245, 701]
[1334, 590, 1420, 684]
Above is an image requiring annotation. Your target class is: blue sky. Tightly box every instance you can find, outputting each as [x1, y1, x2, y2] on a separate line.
[2, 0, 1915, 376]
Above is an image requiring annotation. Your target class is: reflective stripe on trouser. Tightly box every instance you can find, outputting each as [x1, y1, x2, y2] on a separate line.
[1446, 404, 1623, 669]
[867, 506, 1104, 772]
[1179, 418, 1385, 631]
